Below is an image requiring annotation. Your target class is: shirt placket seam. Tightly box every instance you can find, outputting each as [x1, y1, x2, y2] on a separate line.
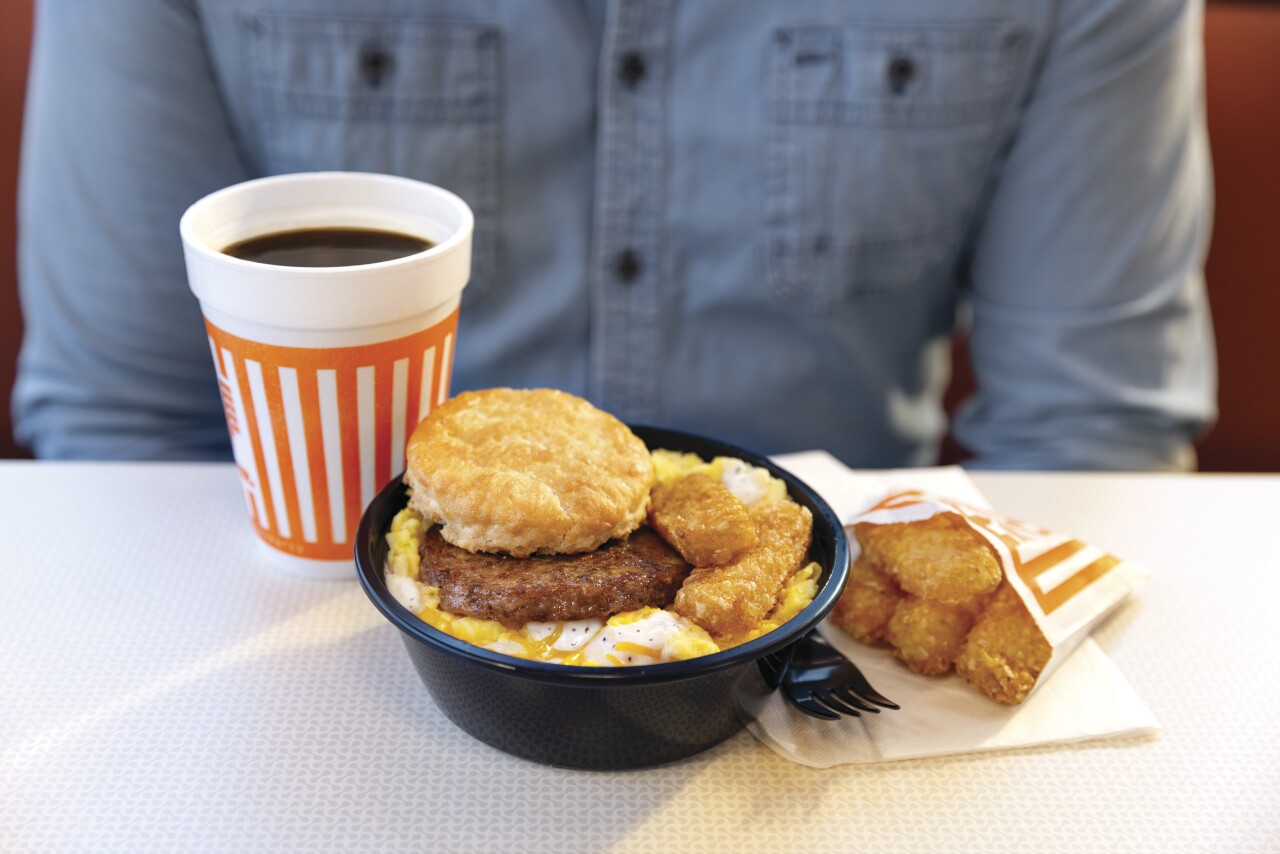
[589, 0, 674, 424]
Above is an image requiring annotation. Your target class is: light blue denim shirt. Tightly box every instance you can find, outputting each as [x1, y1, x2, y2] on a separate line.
[14, 0, 1216, 469]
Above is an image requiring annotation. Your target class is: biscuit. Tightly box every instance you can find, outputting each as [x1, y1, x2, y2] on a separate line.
[405, 388, 653, 556]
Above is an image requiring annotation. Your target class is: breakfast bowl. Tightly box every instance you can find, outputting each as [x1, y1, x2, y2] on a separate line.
[355, 426, 849, 770]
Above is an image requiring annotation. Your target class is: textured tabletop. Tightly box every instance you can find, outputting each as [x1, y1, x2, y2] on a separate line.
[1, 463, 1277, 853]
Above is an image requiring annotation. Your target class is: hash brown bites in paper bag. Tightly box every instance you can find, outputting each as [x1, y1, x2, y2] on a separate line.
[833, 491, 1151, 704]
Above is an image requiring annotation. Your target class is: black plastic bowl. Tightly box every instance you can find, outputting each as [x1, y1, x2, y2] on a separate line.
[354, 426, 849, 770]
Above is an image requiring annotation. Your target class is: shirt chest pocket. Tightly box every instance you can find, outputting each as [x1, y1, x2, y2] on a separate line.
[765, 21, 1028, 308]
[244, 14, 501, 303]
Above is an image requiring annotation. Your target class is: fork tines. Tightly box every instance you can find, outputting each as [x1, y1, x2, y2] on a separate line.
[792, 688, 887, 720]
[840, 666, 899, 711]
[773, 630, 900, 721]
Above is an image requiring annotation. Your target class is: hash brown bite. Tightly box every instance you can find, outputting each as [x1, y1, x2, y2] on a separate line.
[884, 595, 979, 676]
[648, 472, 757, 567]
[853, 514, 1002, 606]
[673, 498, 813, 638]
[406, 388, 653, 556]
[955, 582, 1053, 704]
[830, 552, 902, 645]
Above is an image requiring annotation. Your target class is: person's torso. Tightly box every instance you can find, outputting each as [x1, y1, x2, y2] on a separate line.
[195, 0, 1045, 465]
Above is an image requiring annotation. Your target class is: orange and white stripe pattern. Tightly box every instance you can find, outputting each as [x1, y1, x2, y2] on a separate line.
[207, 308, 458, 561]
[857, 491, 1130, 622]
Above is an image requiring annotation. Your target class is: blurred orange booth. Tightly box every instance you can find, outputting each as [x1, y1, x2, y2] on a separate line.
[1, 2, 1276, 469]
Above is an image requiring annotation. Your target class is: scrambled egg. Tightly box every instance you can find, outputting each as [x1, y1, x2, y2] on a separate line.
[651, 449, 789, 506]
[385, 452, 817, 666]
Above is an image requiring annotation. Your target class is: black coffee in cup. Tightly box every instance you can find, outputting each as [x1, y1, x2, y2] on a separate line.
[223, 227, 433, 268]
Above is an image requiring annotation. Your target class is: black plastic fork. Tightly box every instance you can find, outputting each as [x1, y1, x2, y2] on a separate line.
[759, 630, 900, 720]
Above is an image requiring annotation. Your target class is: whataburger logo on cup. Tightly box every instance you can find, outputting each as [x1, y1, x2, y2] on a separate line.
[181, 172, 473, 579]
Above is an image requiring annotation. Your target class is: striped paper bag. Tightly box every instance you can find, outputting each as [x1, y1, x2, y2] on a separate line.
[853, 490, 1152, 695]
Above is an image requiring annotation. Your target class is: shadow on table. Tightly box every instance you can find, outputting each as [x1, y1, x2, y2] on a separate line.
[347, 622, 853, 849]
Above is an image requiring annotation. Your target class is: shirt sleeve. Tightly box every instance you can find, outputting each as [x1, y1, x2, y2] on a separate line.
[13, 0, 249, 460]
[953, 0, 1217, 471]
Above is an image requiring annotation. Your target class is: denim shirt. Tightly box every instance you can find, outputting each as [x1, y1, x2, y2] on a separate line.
[14, 0, 1215, 468]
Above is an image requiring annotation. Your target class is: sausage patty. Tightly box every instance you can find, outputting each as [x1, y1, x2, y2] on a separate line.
[419, 526, 691, 626]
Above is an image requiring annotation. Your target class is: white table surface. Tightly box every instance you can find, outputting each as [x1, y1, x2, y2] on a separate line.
[1, 462, 1277, 853]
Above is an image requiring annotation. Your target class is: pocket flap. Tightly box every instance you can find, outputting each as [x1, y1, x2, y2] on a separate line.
[249, 14, 500, 123]
[771, 21, 1029, 128]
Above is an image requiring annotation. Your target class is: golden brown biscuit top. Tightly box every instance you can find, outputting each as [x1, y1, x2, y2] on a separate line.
[405, 388, 654, 556]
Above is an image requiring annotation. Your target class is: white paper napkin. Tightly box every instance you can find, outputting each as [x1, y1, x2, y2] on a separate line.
[742, 452, 1161, 768]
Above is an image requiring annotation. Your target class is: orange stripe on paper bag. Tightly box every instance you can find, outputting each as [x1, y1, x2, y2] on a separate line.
[964, 515, 1123, 617]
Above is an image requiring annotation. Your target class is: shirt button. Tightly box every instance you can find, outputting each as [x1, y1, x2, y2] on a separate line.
[360, 46, 394, 89]
[614, 249, 643, 283]
[618, 51, 647, 88]
[887, 55, 916, 95]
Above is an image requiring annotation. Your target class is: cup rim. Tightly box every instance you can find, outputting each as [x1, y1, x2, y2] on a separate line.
[354, 424, 851, 687]
[179, 171, 475, 277]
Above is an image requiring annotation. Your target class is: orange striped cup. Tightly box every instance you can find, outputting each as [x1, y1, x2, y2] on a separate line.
[180, 173, 472, 578]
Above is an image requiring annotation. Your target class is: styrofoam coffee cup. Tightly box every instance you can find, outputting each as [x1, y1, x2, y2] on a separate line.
[180, 172, 472, 579]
